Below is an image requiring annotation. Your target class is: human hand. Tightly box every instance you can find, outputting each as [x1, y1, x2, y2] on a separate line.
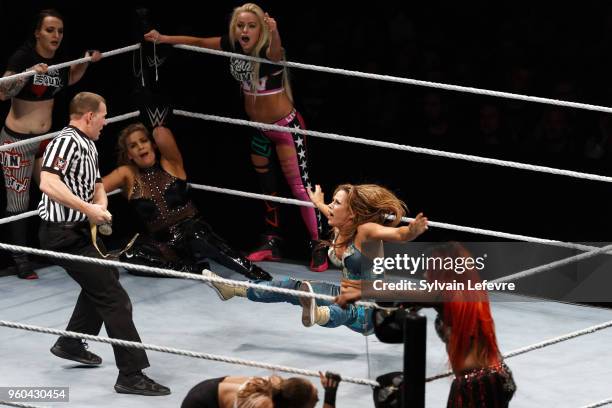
[144, 29, 162, 43]
[263, 13, 277, 33]
[29, 63, 48, 74]
[409, 212, 428, 238]
[307, 184, 324, 206]
[86, 50, 102, 62]
[319, 371, 341, 406]
[335, 279, 362, 308]
[87, 204, 112, 225]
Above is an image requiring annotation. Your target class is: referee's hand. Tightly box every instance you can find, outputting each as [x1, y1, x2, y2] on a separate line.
[86, 204, 112, 225]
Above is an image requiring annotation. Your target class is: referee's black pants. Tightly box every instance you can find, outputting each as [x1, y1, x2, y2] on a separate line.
[39, 220, 150, 374]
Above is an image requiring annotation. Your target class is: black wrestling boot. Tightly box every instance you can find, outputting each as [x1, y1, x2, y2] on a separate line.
[244, 264, 272, 281]
[14, 255, 38, 280]
[190, 222, 273, 281]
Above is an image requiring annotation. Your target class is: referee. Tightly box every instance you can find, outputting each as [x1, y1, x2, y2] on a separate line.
[38, 92, 170, 396]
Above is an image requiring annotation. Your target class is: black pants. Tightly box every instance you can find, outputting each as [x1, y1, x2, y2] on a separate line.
[123, 217, 256, 277]
[39, 220, 149, 374]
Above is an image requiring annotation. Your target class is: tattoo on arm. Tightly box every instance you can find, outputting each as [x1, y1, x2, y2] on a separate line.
[0, 77, 26, 98]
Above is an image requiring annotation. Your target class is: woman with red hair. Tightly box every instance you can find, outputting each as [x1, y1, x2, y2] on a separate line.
[337, 242, 516, 407]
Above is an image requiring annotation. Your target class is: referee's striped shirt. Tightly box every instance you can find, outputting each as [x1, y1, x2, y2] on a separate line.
[38, 125, 101, 222]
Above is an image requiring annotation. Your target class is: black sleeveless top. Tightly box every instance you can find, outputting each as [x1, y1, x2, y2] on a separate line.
[129, 163, 198, 232]
[182, 377, 227, 408]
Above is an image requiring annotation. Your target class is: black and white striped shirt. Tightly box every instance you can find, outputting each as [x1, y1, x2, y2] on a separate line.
[38, 125, 101, 222]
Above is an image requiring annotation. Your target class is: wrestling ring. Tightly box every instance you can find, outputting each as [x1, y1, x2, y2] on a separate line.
[0, 41, 611, 407]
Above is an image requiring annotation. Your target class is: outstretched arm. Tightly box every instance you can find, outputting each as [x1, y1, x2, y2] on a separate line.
[263, 13, 283, 61]
[102, 166, 129, 194]
[335, 278, 441, 307]
[144, 29, 222, 50]
[319, 371, 341, 408]
[307, 184, 331, 218]
[154, 126, 186, 179]
[358, 213, 428, 243]
[69, 50, 102, 85]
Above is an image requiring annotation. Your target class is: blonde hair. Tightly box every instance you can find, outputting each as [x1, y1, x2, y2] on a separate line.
[115, 122, 152, 166]
[236, 376, 315, 408]
[332, 184, 408, 249]
[228, 3, 293, 102]
[69, 92, 105, 118]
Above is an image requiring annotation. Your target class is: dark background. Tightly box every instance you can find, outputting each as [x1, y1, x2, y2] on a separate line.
[2, 2, 612, 289]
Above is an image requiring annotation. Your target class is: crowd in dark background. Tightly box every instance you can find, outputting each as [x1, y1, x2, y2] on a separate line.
[2, 2, 612, 287]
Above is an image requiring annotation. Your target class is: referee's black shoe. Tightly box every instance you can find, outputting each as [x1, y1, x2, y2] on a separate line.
[50, 337, 102, 366]
[115, 372, 171, 396]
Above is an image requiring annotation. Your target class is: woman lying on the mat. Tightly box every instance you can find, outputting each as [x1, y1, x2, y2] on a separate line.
[102, 123, 271, 281]
[337, 242, 517, 407]
[181, 372, 341, 408]
[204, 183, 428, 334]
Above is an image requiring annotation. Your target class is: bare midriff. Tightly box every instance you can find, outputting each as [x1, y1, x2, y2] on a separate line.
[5, 98, 54, 134]
[243, 90, 293, 124]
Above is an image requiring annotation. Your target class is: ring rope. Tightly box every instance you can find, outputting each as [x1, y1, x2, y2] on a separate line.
[0, 183, 606, 256]
[582, 399, 612, 408]
[0, 111, 139, 153]
[492, 242, 612, 283]
[0, 242, 378, 309]
[0, 402, 46, 408]
[0, 190, 120, 226]
[188, 183, 609, 254]
[2, 245, 609, 387]
[0, 44, 140, 85]
[174, 109, 612, 184]
[174, 44, 612, 115]
[0, 320, 378, 387]
[3, 211, 608, 288]
[1, 235, 608, 308]
[426, 318, 612, 382]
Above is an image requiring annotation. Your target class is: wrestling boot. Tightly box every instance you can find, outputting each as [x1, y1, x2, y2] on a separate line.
[202, 270, 247, 301]
[299, 281, 330, 327]
[14, 255, 38, 280]
[192, 224, 273, 281]
[309, 240, 329, 272]
[50, 337, 102, 365]
[246, 235, 283, 262]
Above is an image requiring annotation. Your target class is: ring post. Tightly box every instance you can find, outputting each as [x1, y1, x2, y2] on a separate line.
[402, 309, 426, 408]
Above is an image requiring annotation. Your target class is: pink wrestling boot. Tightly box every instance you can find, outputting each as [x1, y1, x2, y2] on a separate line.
[309, 240, 329, 272]
[246, 235, 283, 262]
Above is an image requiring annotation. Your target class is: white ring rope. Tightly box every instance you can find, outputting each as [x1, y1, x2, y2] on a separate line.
[175, 109, 612, 184]
[582, 399, 612, 408]
[0, 183, 606, 256]
[0, 320, 378, 387]
[0, 402, 46, 408]
[426, 318, 612, 382]
[0, 242, 377, 309]
[0, 111, 139, 153]
[188, 183, 609, 254]
[0, 190, 120, 226]
[174, 44, 612, 115]
[2, 242, 610, 386]
[0, 44, 141, 85]
[493, 243, 612, 283]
